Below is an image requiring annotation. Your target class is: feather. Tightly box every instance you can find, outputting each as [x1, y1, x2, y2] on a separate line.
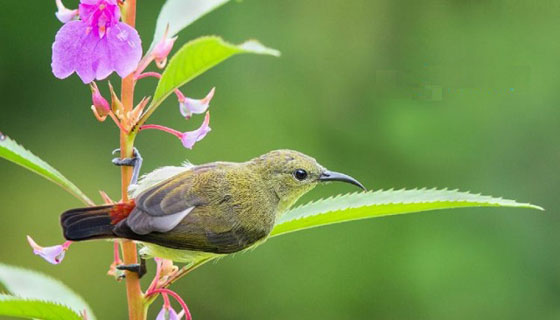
[126, 207, 195, 235]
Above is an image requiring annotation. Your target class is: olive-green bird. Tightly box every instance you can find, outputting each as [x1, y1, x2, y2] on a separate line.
[61, 150, 365, 267]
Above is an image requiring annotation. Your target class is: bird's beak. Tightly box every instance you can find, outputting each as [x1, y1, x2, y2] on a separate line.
[318, 170, 367, 191]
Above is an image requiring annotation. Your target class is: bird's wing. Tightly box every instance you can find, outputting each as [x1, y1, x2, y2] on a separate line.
[135, 169, 204, 216]
[124, 166, 213, 235]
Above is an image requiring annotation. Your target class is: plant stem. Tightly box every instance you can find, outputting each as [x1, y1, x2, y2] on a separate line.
[120, 1, 145, 319]
[139, 124, 183, 138]
[147, 288, 191, 320]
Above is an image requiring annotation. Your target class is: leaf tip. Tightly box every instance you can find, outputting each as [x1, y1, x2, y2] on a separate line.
[239, 40, 281, 57]
[527, 203, 545, 211]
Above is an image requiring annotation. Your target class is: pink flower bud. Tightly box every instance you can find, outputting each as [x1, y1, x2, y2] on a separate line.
[178, 87, 215, 119]
[153, 36, 177, 69]
[55, 0, 78, 23]
[90, 82, 111, 117]
[27, 235, 71, 265]
[156, 305, 180, 320]
[152, 25, 177, 69]
[180, 112, 211, 149]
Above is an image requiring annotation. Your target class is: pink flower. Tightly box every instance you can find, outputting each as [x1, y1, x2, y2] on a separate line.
[155, 305, 180, 320]
[26, 235, 72, 265]
[140, 112, 211, 150]
[178, 88, 215, 119]
[180, 112, 211, 149]
[52, 0, 142, 83]
[55, 0, 78, 23]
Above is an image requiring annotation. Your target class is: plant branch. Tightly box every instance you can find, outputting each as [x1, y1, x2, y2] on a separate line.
[119, 1, 145, 319]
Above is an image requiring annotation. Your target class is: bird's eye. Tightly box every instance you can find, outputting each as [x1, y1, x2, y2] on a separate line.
[293, 169, 308, 181]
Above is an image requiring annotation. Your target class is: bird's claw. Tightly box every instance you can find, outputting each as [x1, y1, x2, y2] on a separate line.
[112, 147, 141, 166]
[112, 147, 143, 185]
[116, 258, 147, 279]
[112, 157, 137, 167]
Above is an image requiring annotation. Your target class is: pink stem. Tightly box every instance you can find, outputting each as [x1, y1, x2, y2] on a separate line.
[135, 72, 185, 101]
[147, 258, 163, 293]
[62, 241, 72, 250]
[174, 89, 185, 101]
[135, 55, 154, 76]
[135, 72, 161, 80]
[162, 293, 171, 308]
[113, 241, 121, 263]
[147, 288, 191, 320]
[140, 124, 183, 139]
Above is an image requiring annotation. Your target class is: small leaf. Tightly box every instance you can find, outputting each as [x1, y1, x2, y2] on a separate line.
[271, 188, 543, 237]
[0, 133, 93, 205]
[0, 295, 82, 320]
[149, 0, 232, 52]
[146, 36, 279, 119]
[0, 263, 95, 319]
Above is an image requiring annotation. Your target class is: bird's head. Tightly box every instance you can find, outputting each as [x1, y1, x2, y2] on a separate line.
[251, 149, 366, 213]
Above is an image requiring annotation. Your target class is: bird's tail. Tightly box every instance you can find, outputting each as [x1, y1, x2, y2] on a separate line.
[61, 205, 117, 241]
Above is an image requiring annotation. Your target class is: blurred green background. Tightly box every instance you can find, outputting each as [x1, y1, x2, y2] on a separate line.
[0, 0, 558, 319]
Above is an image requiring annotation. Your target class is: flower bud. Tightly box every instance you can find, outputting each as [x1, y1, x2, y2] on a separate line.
[55, 0, 78, 23]
[90, 82, 111, 120]
[153, 37, 177, 69]
[152, 25, 177, 69]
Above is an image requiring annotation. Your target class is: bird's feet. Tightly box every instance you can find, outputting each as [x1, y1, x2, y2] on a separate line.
[112, 147, 143, 185]
[116, 258, 147, 279]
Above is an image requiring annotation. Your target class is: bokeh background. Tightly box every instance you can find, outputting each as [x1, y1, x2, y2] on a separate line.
[0, 0, 558, 319]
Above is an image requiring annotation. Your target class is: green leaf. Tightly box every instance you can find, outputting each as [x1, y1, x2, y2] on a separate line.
[0, 134, 93, 205]
[271, 188, 543, 237]
[0, 295, 81, 320]
[146, 36, 279, 119]
[149, 0, 231, 52]
[0, 263, 95, 320]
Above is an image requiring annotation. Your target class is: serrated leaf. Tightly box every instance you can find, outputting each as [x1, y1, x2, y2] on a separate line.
[270, 188, 543, 237]
[0, 295, 81, 320]
[149, 0, 231, 52]
[0, 263, 95, 320]
[0, 134, 93, 205]
[146, 36, 279, 119]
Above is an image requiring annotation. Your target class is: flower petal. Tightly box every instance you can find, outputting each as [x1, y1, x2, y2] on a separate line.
[179, 88, 215, 119]
[105, 23, 143, 78]
[180, 112, 211, 149]
[79, 0, 120, 26]
[26, 236, 71, 265]
[156, 306, 180, 320]
[52, 21, 91, 81]
[74, 30, 107, 83]
[89, 35, 115, 81]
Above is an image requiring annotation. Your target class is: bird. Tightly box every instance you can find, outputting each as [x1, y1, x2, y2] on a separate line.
[60, 149, 366, 270]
